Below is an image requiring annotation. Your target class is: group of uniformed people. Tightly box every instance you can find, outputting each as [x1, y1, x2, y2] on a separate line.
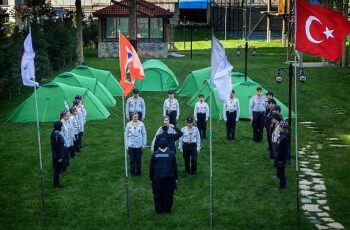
[50, 95, 87, 188]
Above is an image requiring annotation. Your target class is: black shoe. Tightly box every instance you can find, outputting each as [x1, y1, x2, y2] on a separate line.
[54, 185, 63, 188]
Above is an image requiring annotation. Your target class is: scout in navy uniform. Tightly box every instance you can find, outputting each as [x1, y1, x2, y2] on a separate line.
[150, 138, 178, 214]
[194, 94, 209, 139]
[271, 112, 282, 166]
[249, 86, 267, 142]
[223, 90, 240, 140]
[275, 122, 290, 189]
[126, 89, 146, 121]
[51, 121, 65, 188]
[265, 99, 277, 158]
[154, 125, 183, 155]
[163, 90, 180, 127]
[179, 117, 201, 175]
[125, 112, 147, 177]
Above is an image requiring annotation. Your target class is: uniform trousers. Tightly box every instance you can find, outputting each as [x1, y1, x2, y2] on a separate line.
[276, 162, 286, 188]
[182, 143, 197, 175]
[226, 111, 237, 140]
[53, 161, 63, 187]
[128, 147, 142, 176]
[152, 178, 176, 213]
[166, 111, 177, 127]
[63, 147, 70, 170]
[197, 113, 207, 139]
[252, 111, 265, 142]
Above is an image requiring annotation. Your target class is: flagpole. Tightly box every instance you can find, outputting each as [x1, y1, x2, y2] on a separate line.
[33, 85, 46, 223]
[294, 53, 300, 226]
[122, 95, 131, 224]
[209, 87, 214, 228]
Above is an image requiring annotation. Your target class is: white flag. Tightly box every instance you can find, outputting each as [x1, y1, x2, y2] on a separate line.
[210, 36, 232, 102]
[21, 30, 39, 87]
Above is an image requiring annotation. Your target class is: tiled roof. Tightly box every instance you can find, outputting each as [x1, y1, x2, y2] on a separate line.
[93, 0, 173, 18]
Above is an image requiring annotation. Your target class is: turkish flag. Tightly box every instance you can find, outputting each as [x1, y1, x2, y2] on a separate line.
[295, 0, 350, 61]
[119, 33, 144, 96]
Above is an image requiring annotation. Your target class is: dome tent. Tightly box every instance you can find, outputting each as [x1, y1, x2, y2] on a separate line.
[71, 65, 123, 96]
[134, 59, 179, 92]
[8, 82, 110, 122]
[53, 72, 116, 107]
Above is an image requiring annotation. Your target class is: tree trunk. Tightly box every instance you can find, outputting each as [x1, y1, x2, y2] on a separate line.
[76, 0, 84, 65]
[128, 0, 137, 50]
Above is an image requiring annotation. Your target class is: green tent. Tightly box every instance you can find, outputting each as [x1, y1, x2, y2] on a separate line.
[53, 72, 116, 108]
[176, 66, 249, 97]
[8, 82, 110, 122]
[71, 65, 123, 96]
[135, 59, 179, 92]
[175, 67, 211, 97]
[187, 73, 252, 107]
[190, 80, 290, 120]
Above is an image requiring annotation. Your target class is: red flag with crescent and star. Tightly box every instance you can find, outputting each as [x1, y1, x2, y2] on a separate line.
[295, 0, 350, 61]
[119, 32, 144, 96]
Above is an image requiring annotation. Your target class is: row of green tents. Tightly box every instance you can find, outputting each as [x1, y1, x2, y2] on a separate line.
[9, 59, 291, 122]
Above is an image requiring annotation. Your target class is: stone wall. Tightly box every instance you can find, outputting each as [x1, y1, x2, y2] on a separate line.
[98, 42, 168, 58]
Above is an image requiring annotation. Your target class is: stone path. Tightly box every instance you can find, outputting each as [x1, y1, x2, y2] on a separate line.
[298, 118, 348, 229]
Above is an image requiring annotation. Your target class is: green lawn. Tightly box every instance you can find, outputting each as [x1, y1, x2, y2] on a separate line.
[0, 40, 349, 229]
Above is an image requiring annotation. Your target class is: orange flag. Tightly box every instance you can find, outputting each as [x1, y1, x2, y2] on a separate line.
[119, 33, 144, 96]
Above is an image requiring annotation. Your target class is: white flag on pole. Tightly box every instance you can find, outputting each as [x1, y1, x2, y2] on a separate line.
[21, 30, 39, 87]
[210, 35, 232, 102]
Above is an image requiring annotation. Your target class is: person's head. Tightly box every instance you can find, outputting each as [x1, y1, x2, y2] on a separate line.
[133, 89, 139, 98]
[186, 116, 194, 128]
[279, 122, 289, 133]
[162, 125, 169, 134]
[271, 112, 282, 124]
[159, 138, 168, 150]
[266, 90, 274, 100]
[273, 105, 281, 114]
[69, 107, 78, 115]
[198, 94, 204, 102]
[163, 115, 170, 125]
[168, 90, 175, 99]
[230, 89, 235, 99]
[131, 112, 139, 122]
[256, 86, 262, 96]
[268, 99, 277, 109]
[53, 121, 63, 131]
[75, 95, 83, 102]
[73, 99, 80, 107]
[60, 109, 70, 121]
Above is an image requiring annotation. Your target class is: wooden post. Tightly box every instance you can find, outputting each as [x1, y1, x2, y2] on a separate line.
[267, 0, 271, 42]
[282, 15, 286, 47]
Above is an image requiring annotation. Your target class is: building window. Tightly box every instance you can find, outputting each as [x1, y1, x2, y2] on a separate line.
[105, 17, 117, 39]
[117, 17, 128, 37]
[1, 0, 9, 5]
[150, 18, 163, 39]
[137, 18, 149, 39]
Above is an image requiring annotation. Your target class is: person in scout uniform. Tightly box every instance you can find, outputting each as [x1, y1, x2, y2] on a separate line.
[163, 90, 180, 127]
[126, 88, 146, 121]
[223, 90, 240, 141]
[249, 86, 267, 142]
[194, 94, 209, 140]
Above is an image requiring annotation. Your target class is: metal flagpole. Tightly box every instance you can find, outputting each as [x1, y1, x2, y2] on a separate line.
[209, 88, 214, 228]
[122, 95, 131, 224]
[294, 53, 300, 225]
[33, 85, 46, 223]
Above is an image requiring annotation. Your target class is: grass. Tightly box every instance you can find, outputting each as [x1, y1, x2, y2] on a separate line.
[0, 39, 349, 229]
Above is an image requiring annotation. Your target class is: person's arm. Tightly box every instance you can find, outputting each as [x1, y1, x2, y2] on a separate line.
[153, 136, 160, 152]
[178, 128, 184, 151]
[151, 135, 156, 152]
[163, 100, 167, 117]
[172, 153, 178, 181]
[176, 99, 180, 120]
[124, 124, 129, 150]
[206, 102, 209, 121]
[249, 97, 254, 120]
[236, 99, 240, 121]
[141, 98, 145, 120]
[142, 123, 147, 148]
[196, 128, 201, 152]
[174, 127, 183, 140]
[194, 103, 197, 121]
[223, 101, 227, 121]
[149, 154, 155, 181]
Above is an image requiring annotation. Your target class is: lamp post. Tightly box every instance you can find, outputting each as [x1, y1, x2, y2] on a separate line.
[235, 45, 257, 81]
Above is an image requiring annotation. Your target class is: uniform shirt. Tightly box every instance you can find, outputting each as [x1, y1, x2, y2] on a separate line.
[60, 119, 73, 147]
[272, 122, 281, 143]
[151, 126, 176, 152]
[69, 115, 80, 135]
[125, 120, 147, 149]
[179, 126, 201, 151]
[126, 96, 146, 119]
[163, 99, 180, 119]
[249, 95, 267, 118]
[194, 102, 209, 121]
[76, 105, 87, 132]
[223, 98, 240, 121]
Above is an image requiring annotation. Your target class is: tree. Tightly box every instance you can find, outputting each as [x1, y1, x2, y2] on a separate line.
[75, 0, 84, 64]
[128, 0, 137, 50]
